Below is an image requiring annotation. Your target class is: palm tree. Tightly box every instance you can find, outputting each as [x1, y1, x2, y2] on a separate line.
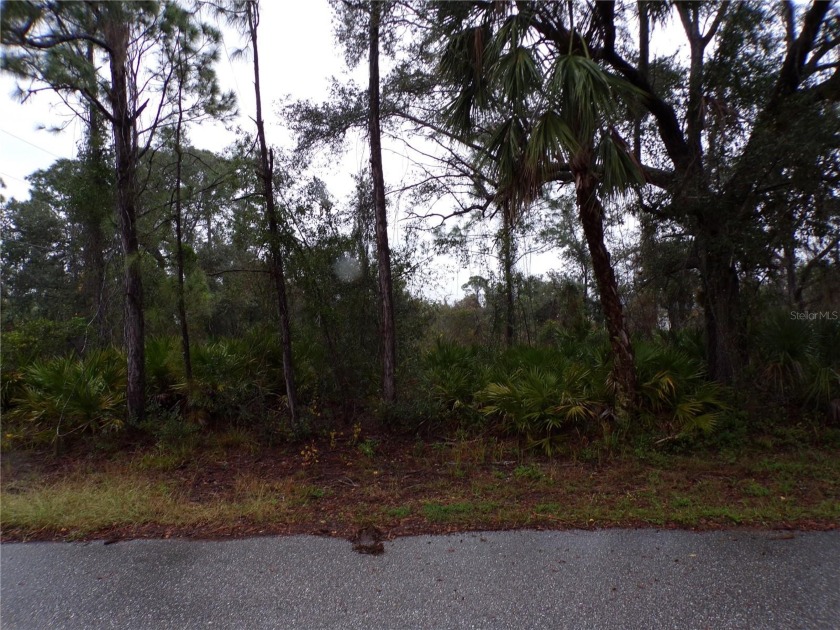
[436, 3, 643, 408]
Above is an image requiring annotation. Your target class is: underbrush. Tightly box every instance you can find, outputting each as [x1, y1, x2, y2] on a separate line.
[3, 318, 838, 456]
[421, 335, 731, 454]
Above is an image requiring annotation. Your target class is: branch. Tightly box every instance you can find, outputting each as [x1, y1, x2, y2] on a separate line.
[207, 268, 271, 277]
[775, 0, 832, 99]
[702, 2, 730, 47]
[592, 2, 693, 174]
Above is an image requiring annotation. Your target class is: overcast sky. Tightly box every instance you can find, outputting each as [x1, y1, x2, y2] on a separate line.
[0, 0, 343, 201]
[0, 2, 685, 301]
[0, 0, 473, 299]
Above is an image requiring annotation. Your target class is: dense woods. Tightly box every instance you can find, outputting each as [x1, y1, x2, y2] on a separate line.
[1, 0, 839, 456]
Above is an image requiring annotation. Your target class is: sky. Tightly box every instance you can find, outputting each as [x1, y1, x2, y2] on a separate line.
[0, 2, 685, 302]
[0, 0, 471, 299]
[0, 0, 340, 200]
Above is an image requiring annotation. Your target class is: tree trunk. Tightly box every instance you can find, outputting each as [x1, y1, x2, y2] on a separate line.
[173, 54, 192, 382]
[782, 239, 800, 310]
[633, 1, 649, 161]
[368, 1, 397, 403]
[105, 16, 145, 423]
[696, 222, 744, 384]
[82, 45, 110, 346]
[247, 1, 299, 426]
[500, 209, 515, 347]
[571, 151, 637, 407]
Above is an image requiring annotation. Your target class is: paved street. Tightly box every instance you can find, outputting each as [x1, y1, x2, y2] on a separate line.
[2, 529, 838, 629]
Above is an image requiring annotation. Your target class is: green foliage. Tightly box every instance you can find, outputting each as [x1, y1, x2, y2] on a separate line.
[180, 339, 264, 425]
[357, 439, 377, 459]
[477, 364, 602, 455]
[7, 349, 126, 446]
[1, 318, 89, 408]
[635, 341, 730, 438]
[423, 340, 486, 421]
[145, 337, 183, 396]
[754, 313, 840, 407]
[513, 464, 544, 481]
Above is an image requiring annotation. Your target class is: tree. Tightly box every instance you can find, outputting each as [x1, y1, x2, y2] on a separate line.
[213, 0, 300, 425]
[1, 176, 78, 323]
[367, 0, 398, 402]
[75, 88, 115, 345]
[588, 0, 840, 382]
[160, 4, 235, 383]
[2, 1, 211, 421]
[435, 2, 645, 405]
[289, 0, 401, 403]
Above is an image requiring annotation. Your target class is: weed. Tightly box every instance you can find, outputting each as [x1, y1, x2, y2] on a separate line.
[513, 464, 544, 481]
[576, 446, 601, 464]
[422, 501, 497, 523]
[386, 506, 411, 519]
[742, 479, 771, 497]
[212, 428, 258, 452]
[306, 487, 326, 500]
[132, 451, 188, 472]
[358, 439, 377, 458]
[329, 430, 344, 450]
[671, 495, 693, 508]
[300, 443, 319, 466]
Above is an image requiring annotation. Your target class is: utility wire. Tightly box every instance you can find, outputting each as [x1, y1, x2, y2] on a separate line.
[0, 128, 68, 159]
[0, 170, 29, 184]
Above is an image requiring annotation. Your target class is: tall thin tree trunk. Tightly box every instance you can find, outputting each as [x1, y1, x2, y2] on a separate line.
[634, 1, 649, 161]
[82, 44, 109, 346]
[500, 208, 515, 347]
[783, 239, 799, 310]
[368, 1, 397, 403]
[173, 48, 192, 382]
[105, 15, 145, 422]
[696, 223, 744, 385]
[83, 113, 109, 345]
[571, 149, 637, 407]
[247, 1, 298, 425]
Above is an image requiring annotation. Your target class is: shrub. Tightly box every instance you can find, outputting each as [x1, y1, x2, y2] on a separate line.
[754, 313, 840, 408]
[477, 364, 603, 454]
[1, 317, 88, 408]
[635, 340, 730, 438]
[422, 340, 487, 425]
[7, 349, 126, 446]
[177, 340, 267, 425]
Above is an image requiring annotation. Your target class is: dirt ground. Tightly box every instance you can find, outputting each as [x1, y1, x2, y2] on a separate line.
[2, 434, 838, 543]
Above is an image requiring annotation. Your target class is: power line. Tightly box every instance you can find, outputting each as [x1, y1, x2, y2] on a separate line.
[0, 128, 68, 160]
[0, 170, 29, 184]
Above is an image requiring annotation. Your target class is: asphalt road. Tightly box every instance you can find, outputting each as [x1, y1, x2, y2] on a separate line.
[2, 529, 838, 629]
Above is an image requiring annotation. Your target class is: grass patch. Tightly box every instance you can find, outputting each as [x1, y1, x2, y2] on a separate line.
[0, 476, 179, 534]
[1, 473, 301, 537]
[513, 464, 544, 481]
[385, 506, 411, 519]
[423, 501, 499, 523]
[2, 441, 839, 540]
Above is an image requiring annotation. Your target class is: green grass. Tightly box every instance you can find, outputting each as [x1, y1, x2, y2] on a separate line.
[0, 474, 303, 536]
[1, 476, 179, 534]
[2, 441, 839, 540]
[513, 464, 544, 481]
[385, 506, 411, 519]
[422, 501, 500, 523]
